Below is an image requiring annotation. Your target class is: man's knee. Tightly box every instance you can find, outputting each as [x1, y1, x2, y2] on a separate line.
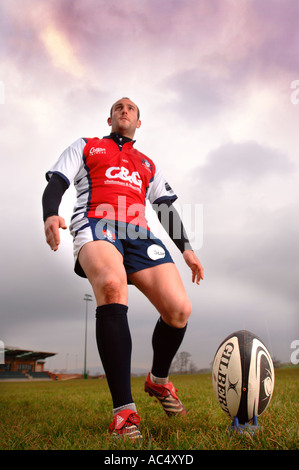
[93, 274, 127, 305]
[163, 298, 192, 329]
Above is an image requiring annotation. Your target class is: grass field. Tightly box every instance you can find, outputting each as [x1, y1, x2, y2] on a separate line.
[0, 368, 298, 451]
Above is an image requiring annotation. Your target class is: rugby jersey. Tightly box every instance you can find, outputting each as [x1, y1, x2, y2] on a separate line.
[46, 133, 177, 230]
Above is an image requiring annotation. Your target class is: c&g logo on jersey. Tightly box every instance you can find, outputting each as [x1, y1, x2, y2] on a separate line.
[105, 166, 142, 189]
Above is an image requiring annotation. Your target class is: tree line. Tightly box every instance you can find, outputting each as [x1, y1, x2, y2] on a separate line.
[169, 351, 211, 374]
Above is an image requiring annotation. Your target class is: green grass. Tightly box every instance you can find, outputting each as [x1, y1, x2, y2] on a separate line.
[0, 368, 298, 450]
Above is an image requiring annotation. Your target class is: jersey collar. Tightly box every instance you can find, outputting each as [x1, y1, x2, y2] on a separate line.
[104, 132, 136, 150]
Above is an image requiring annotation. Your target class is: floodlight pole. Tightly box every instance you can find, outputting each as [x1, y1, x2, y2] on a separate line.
[83, 294, 93, 379]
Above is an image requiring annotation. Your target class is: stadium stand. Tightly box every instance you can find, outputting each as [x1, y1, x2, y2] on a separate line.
[0, 347, 56, 381]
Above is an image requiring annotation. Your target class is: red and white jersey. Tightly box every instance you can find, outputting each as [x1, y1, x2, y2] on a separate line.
[46, 135, 177, 230]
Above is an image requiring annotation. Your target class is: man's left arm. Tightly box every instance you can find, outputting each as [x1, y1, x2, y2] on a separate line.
[153, 202, 204, 285]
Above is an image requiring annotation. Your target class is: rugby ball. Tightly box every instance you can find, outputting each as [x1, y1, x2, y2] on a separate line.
[212, 330, 274, 424]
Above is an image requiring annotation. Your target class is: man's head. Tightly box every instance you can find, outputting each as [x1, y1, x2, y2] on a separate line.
[108, 97, 141, 139]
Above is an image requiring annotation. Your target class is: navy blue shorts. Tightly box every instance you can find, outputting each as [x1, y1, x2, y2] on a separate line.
[73, 218, 174, 280]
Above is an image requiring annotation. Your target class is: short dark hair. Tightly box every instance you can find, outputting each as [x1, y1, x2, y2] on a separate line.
[110, 97, 140, 120]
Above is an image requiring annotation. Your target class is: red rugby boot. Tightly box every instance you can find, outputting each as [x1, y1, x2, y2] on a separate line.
[144, 373, 187, 417]
[109, 409, 142, 440]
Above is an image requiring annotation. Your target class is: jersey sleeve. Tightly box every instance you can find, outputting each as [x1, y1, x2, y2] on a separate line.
[147, 165, 178, 205]
[46, 138, 86, 186]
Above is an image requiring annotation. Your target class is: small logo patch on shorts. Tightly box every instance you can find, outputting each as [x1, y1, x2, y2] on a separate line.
[102, 228, 116, 242]
[147, 244, 166, 261]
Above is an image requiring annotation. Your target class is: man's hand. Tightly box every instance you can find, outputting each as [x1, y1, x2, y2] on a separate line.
[44, 215, 67, 251]
[183, 250, 204, 285]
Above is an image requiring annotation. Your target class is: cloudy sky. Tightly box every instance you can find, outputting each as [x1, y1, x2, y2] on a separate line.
[1, 0, 298, 374]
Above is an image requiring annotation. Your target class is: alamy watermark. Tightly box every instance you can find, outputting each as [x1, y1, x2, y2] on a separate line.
[290, 80, 299, 104]
[94, 198, 203, 251]
[290, 340, 299, 365]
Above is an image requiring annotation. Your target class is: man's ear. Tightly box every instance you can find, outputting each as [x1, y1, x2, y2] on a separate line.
[107, 117, 112, 127]
[136, 119, 141, 129]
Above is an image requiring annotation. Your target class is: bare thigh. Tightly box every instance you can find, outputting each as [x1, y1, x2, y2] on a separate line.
[128, 263, 192, 328]
[78, 241, 128, 306]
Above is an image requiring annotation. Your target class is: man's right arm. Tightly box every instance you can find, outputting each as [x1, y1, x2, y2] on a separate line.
[42, 173, 68, 251]
[44, 215, 67, 251]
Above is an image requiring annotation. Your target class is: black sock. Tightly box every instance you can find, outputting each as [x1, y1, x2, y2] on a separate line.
[151, 317, 187, 378]
[96, 303, 133, 409]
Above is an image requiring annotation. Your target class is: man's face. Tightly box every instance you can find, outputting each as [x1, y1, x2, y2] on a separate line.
[108, 98, 141, 139]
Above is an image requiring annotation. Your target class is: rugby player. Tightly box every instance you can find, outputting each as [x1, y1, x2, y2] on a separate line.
[42, 98, 204, 439]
